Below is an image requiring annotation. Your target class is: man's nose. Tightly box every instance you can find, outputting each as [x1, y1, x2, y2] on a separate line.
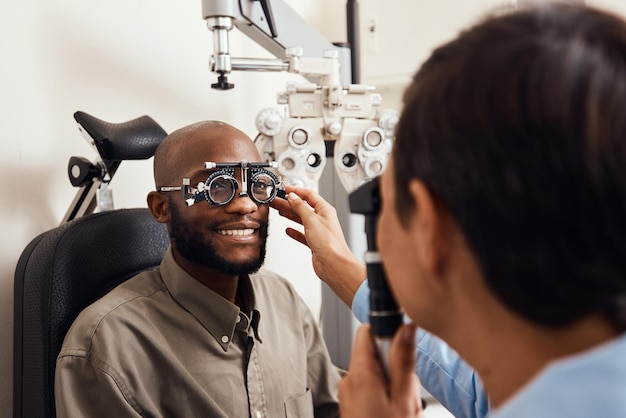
[225, 184, 257, 213]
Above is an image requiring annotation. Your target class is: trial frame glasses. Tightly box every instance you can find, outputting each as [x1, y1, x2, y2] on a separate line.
[158, 161, 286, 207]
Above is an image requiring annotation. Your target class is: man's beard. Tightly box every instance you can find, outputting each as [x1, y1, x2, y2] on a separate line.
[169, 203, 268, 276]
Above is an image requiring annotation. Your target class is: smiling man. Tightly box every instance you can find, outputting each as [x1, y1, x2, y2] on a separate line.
[54, 121, 341, 418]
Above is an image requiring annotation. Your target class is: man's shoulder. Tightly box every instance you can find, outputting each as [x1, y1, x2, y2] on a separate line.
[250, 268, 306, 307]
[86, 267, 166, 313]
[251, 268, 294, 291]
[251, 267, 288, 281]
[59, 268, 167, 354]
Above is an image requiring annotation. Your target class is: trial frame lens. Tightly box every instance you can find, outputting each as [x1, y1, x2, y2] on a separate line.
[203, 172, 237, 205]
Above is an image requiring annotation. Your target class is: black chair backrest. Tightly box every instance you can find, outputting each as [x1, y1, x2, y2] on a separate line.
[13, 208, 169, 418]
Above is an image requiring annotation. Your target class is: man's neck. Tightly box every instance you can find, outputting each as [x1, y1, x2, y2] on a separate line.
[171, 250, 240, 305]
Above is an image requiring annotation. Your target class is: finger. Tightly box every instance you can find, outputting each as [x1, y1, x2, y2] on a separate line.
[276, 209, 303, 226]
[287, 186, 321, 205]
[389, 324, 420, 409]
[412, 375, 424, 414]
[270, 196, 296, 217]
[285, 227, 309, 248]
[270, 191, 305, 226]
[289, 187, 335, 217]
[348, 324, 381, 374]
[269, 196, 290, 212]
[279, 185, 325, 209]
[286, 192, 318, 225]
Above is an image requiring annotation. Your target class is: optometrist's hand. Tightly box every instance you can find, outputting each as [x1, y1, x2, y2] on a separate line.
[339, 323, 424, 418]
[270, 185, 366, 306]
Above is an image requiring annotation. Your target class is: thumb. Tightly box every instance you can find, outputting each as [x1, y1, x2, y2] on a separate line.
[388, 324, 421, 413]
[285, 227, 309, 248]
[287, 192, 314, 223]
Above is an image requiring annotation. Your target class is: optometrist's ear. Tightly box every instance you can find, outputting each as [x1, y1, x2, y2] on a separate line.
[147, 191, 171, 224]
[408, 180, 454, 279]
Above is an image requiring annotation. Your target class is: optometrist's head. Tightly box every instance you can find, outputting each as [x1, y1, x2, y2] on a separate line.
[148, 121, 270, 277]
[386, 2, 626, 332]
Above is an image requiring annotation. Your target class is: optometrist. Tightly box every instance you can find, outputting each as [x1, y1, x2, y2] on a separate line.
[55, 121, 342, 418]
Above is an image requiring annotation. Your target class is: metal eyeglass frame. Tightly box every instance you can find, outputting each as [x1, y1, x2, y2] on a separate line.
[158, 160, 286, 207]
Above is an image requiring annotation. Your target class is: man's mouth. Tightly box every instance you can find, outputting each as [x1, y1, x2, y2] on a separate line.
[217, 228, 256, 237]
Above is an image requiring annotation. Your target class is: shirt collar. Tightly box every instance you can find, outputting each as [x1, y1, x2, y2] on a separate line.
[159, 247, 262, 351]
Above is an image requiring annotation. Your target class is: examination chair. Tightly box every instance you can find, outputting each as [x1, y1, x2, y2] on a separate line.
[13, 209, 169, 418]
[13, 111, 170, 418]
[13, 208, 169, 418]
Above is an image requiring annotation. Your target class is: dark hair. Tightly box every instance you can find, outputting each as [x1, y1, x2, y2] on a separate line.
[393, 2, 626, 330]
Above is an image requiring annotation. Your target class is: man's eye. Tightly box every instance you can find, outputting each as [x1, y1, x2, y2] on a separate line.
[211, 182, 228, 190]
[253, 181, 268, 191]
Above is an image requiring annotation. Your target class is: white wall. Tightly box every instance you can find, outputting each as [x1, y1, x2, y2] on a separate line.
[2, 0, 625, 415]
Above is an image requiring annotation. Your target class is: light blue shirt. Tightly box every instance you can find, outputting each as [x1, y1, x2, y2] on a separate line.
[352, 279, 490, 418]
[491, 332, 626, 417]
[354, 279, 626, 418]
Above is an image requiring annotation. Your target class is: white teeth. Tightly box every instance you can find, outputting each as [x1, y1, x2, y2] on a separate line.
[218, 229, 255, 236]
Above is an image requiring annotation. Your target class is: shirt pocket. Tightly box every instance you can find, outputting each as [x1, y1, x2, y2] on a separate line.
[284, 387, 314, 418]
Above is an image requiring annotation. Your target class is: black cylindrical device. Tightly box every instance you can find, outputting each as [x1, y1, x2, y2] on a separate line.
[348, 177, 403, 376]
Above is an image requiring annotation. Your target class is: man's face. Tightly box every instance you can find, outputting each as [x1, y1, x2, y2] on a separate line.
[166, 129, 271, 276]
[168, 185, 268, 275]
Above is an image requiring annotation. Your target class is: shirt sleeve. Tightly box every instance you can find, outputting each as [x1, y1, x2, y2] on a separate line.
[351, 279, 490, 418]
[55, 353, 143, 418]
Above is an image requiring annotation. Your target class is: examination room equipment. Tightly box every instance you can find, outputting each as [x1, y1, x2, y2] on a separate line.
[201, 0, 398, 194]
[348, 172, 427, 410]
[349, 176, 403, 377]
[62, 111, 167, 222]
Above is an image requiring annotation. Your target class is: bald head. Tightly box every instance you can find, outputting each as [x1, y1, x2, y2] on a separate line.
[153, 121, 261, 188]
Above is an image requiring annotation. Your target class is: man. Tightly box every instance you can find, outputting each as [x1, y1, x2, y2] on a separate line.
[273, 2, 626, 417]
[55, 121, 341, 417]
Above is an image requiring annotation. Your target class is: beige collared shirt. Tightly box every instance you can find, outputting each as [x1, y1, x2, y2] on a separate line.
[55, 248, 340, 418]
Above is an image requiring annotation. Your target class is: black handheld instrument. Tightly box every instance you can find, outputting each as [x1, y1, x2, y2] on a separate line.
[348, 177, 404, 377]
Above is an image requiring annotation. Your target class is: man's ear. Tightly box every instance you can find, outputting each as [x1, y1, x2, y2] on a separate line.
[147, 191, 170, 224]
[408, 180, 452, 279]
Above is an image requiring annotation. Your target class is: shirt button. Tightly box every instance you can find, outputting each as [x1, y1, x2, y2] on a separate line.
[221, 335, 229, 343]
[236, 315, 241, 323]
